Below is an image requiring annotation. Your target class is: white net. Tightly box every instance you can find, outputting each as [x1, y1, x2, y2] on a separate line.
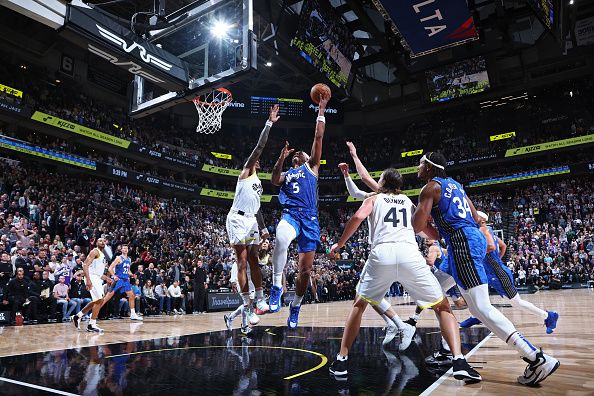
[192, 88, 233, 134]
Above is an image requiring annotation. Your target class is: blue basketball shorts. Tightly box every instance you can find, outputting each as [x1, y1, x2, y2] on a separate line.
[112, 279, 132, 294]
[281, 208, 320, 253]
[484, 254, 518, 299]
[445, 227, 488, 290]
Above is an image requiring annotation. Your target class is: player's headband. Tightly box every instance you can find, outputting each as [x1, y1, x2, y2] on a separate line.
[477, 211, 489, 221]
[420, 154, 444, 170]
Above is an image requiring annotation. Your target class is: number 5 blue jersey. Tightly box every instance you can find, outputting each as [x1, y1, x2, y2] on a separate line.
[430, 177, 478, 243]
[278, 163, 318, 212]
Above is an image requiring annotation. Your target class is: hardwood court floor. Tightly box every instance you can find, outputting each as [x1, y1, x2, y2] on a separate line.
[0, 288, 592, 395]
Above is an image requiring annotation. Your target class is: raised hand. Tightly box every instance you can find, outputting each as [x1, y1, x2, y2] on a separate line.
[318, 94, 329, 111]
[346, 141, 357, 158]
[338, 163, 350, 177]
[280, 141, 294, 159]
[269, 104, 280, 123]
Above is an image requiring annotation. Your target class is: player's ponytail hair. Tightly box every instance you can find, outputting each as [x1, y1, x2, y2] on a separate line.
[424, 152, 447, 178]
[377, 168, 403, 195]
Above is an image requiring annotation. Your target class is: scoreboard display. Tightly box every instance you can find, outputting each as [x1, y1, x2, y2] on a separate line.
[250, 96, 304, 118]
[225, 92, 342, 122]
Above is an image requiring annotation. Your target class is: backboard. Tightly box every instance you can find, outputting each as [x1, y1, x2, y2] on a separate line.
[129, 0, 256, 118]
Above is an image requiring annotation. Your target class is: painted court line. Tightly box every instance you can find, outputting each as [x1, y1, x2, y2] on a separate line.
[419, 332, 493, 396]
[0, 377, 79, 396]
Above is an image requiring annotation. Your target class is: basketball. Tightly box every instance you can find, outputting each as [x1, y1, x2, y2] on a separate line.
[310, 83, 332, 104]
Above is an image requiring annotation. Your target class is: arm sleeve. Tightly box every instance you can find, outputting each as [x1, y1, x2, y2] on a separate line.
[344, 176, 369, 200]
[256, 210, 266, 233]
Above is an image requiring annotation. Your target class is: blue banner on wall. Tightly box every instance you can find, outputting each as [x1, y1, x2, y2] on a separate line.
[373, 0, 478, 57]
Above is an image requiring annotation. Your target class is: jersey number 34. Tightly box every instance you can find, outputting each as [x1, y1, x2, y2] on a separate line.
[452, 196, 471, 218]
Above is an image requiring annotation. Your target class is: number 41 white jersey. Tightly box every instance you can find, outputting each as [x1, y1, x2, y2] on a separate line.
[368, 193, 417, 247]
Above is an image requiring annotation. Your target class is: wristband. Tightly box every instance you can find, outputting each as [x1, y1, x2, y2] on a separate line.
[265, 120, 273, 128]
[317, 115, 326, 123]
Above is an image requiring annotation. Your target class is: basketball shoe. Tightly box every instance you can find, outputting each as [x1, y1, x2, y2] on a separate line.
[459, 316, 482, 328]
[452, 358, 482, 383]
[269, 285, 282, 312]
[544, 311, 559, 334]
[287, 302, 301, 329]
[398, 323, 416, 351]
[517, 349, 560, 386]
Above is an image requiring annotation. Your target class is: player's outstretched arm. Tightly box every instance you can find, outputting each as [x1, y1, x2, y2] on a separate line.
[338, 163, 370, 200]
[346, 141, 379, 192]
[242, 105, 279, 178]
[308, 94, 329, 174]
[412, 182, 440, 236]
[271, 141, 293, 186]
[256, 209, 269, 240]
[330, 196, 374, 255]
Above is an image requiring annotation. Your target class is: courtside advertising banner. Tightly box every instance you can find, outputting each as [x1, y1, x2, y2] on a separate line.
[505, 134, 594, 157]
[373, 0, 478, 57]
[31, 111, 131, 148]
[0, 135, 96, 170]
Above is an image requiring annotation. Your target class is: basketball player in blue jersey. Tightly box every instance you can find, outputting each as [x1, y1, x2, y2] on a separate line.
[413, 152, 559, 386]
[108, 245, 142, 321]
[459, 211, 559, 333]
[269, 93, 329, 329]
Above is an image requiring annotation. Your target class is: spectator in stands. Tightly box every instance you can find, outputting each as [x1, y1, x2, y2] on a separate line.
[168, 280, 183, 314]
[193, 260, 207, 314]
[53, 275, 76, 321]
[142, 279, 158, 315]
[131, 278, 142, 313]
[3, 268, 30, 324]
[30, 270, 57, 322]
[0, 252, 14, 298]
[516, 267, 527, 286]
[181, 275, 193, 314]
[69, 273, 91, 317]
[145, 263, 157, 285]
[155, 280, 170, 314]
[134, 264, 146, 288]
[156, 270, 167, 286]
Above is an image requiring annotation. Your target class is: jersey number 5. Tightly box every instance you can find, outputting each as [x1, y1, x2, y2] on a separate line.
[292, 182, 299, 194]
[452, 196, 471, 218]
[384, 207, 407, 227]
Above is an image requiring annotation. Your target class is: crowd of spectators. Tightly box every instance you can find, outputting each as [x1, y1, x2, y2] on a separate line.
[0, 54, 593, 328]
[504, 177, 594, 289]
[0, 159, 591, 326]
[2, 54, 593, 176]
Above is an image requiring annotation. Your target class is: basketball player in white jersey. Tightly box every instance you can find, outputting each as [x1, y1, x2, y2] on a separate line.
[338, 162, 417, 346]
[226, 104, 279, 334]
[73, 237, 110, 333]
[328, 169, 481, 383]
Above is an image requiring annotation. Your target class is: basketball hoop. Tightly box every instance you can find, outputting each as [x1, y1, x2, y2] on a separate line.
[192, 88, 233, 134]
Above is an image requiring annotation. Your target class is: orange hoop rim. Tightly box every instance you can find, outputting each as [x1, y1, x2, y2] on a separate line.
[192, 87, 233, 106]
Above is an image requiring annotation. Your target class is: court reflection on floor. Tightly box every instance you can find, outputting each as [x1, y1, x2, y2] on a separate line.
[0, 326, 490, 395]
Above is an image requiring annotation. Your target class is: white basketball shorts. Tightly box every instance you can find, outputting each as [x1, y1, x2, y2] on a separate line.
[226, 212, 260, 246]
[356, 242, 444, 309]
